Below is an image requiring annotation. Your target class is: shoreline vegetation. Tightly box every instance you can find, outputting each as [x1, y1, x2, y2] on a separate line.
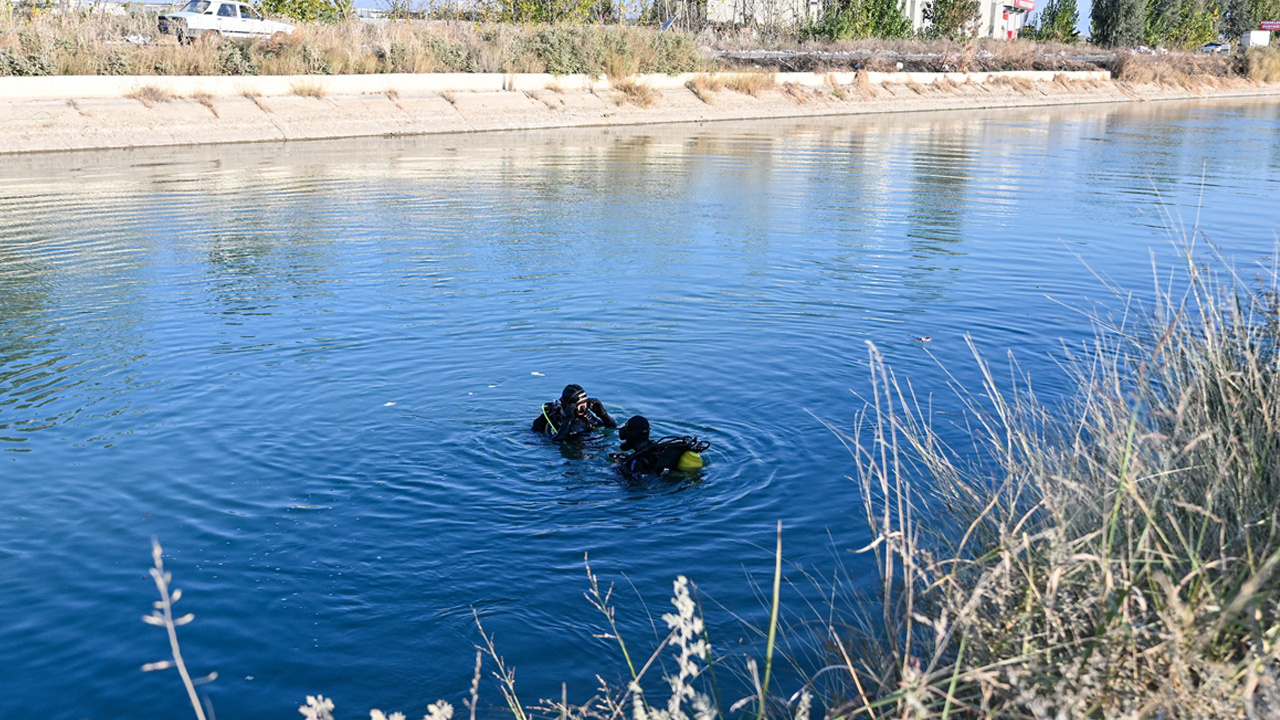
[2, 12, 1279, 153]
[142, 239, 1280, 718]
[3, 12, 1280, 81]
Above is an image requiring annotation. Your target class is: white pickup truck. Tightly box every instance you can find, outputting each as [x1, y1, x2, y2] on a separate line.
[158, 0, 296, 44]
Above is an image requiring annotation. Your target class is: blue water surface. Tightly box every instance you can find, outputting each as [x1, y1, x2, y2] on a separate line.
[1, 97, 1278, 719]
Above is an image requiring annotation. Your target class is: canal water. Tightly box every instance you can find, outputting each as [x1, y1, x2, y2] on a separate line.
[1, 98, 1278, 719]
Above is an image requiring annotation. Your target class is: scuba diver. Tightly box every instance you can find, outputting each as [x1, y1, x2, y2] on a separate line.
[532, 384, 617, 442]
[610, 415, 710, 476]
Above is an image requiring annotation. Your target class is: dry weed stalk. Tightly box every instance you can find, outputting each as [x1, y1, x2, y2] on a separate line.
[142, 538, 216, 720]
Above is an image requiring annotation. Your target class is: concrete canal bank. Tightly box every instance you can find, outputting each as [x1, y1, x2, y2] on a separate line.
[1, 69, 1277, 154]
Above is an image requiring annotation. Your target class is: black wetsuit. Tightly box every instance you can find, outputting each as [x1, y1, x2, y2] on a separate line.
[614, 439, 688, 475]
[613, 436, 709, 476]
[532, 399, 617, 442]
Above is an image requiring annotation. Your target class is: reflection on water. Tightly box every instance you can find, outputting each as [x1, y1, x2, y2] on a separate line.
[0, 97, 1278, 720]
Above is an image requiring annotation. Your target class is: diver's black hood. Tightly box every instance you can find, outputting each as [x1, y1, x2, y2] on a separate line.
[560, 384, 587, 407]
[619, 415, 650, 452]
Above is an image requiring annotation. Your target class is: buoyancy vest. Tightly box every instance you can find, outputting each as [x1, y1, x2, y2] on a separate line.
[610, 436, 710, 475]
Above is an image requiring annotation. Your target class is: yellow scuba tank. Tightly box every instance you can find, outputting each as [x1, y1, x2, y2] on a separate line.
[675, 451, 703, 472]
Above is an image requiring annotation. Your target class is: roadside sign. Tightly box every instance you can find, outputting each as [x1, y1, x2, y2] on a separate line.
[1261, 20, 1280, 30]
[1012, 0, 1035, 10]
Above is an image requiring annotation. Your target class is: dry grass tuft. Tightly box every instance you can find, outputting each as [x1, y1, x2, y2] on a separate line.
[241, 89, 270, 113]
[66, 98, 90, 117]
[685, 74, 723, 104]
[124, 84, 173, 108]
[991, 74, 1037, 93]
[533, 91, 562, 110]
[722, 71, 775, 97]
[190, 90, 218, 117]
[611, 78, 656, 108]
[824, 73, 849, 100]
[932, 76, 960, 93]
[290, 80, 327, 99]
[903, 79, 926, 95]
[780, 81, 811, 104]
[854, 70, 877, 96]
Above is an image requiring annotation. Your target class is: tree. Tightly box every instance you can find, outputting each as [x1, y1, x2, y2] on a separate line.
[922, 0, 980, 38]
[1144, 0, 1218, 48]
[1218, 0, 1252, 36]
[1249, 0, 1280, 26]
[1092, 0, 1147, 45]
[257, 0, 352, 22]
[806, 0, 913, 40]
[1035, 0, 1081, 41]
[865, 0, 915, 36]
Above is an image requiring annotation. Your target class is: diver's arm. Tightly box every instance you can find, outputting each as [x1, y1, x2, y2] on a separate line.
[588, 398, 617, 428]
[550, 411, 575, 442]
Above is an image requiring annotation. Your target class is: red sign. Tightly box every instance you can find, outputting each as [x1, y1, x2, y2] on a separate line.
[1012, 0, 1036, 10]
[1261, 20, 1280, 30]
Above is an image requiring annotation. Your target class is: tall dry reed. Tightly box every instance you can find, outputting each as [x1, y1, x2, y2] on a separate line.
[821, 239, 1280, 717]
[1245, 47, 1280, 84]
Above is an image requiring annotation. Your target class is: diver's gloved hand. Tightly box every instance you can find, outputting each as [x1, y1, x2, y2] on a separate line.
[589, 398, 617, 428]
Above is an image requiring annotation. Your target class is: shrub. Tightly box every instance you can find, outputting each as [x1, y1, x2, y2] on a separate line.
[532, 24, 598, 75]
[217, 42, 259, 75]
[805, 0, 914, 41]
[257, 0, 352, 23]
[0, 48, 51, 76]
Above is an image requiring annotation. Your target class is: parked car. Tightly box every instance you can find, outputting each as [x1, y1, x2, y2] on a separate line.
[158, 0, 296, 44]
[1199, 41, 1232, 54]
